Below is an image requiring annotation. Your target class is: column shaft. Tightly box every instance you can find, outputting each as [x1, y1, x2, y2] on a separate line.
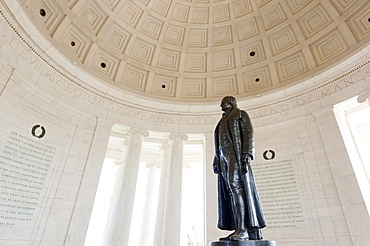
[162, 134, 188, 245]
[110, 128, 148, 246]
[153, 142, 171, 246]
[66, 118, 113, 245]
[204, 132, 222, 242]
[137, 165, 159, 245]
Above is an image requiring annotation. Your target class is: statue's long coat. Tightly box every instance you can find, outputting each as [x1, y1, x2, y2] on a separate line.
[214, 106, 266, 230]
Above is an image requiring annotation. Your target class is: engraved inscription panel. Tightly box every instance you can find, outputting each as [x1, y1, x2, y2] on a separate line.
[0, 132, 56, 228]
[254, 160, 309, 229]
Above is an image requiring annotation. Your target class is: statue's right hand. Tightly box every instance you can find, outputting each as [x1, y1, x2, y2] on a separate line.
[213, 163, 220, 174]
[213, 156, 220, 174]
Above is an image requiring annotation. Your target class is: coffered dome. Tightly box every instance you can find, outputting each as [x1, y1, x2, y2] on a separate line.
[21, 0, 369, 102]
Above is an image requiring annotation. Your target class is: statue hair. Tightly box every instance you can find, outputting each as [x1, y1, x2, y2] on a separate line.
[222, 96, 237, 107]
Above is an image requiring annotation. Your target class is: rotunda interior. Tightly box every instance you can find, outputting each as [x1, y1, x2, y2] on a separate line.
[0, 0, 369, 245]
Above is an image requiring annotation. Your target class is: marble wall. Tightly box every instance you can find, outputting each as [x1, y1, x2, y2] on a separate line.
[0, 1, 370, 246]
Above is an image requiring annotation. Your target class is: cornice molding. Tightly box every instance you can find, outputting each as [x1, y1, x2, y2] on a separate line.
[0, 1, 369, 123]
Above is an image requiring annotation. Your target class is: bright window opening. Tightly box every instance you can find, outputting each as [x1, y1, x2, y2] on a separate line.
[84, 124, 130, 246]
[85, 125, 206, 245]
[334, 97, 370, 215]
[128, 130, 167, 246]
[181, 134, 205, 246]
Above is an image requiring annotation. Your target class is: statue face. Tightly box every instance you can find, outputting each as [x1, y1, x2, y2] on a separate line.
[220, 99, 232, 112]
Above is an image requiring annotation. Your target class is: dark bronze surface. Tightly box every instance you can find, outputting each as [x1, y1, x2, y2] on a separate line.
[210, 240, 276, 246]
[213, 96, 266, 241]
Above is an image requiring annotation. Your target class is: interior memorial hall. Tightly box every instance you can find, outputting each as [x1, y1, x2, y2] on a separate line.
[0, 0, 369, 245]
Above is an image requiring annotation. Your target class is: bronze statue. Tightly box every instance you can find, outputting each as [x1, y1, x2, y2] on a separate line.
[213, 96, 266, 241]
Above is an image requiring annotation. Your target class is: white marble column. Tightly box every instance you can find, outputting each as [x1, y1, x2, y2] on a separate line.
[101, 137, 129, 246]
[204, 132, 222, 243]
[110, 128, 149, 246]
[65, 118, 114, 246]
[312, 107, 357, 244]
[138, 163, 160, 245]
[153, 142, 171, 246]
[162, 133, 188, 246]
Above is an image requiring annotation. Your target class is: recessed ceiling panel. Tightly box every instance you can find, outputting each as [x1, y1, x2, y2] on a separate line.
[17, 0, 369, 102]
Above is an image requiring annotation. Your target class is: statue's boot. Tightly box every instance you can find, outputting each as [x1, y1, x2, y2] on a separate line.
[229, 228, 249, 241]
[229, 188, 249, 241]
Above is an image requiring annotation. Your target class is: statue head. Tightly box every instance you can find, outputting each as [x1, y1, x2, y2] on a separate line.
[221, 96, 237, 112]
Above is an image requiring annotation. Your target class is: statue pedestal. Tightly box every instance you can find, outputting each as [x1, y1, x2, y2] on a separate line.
[210, 240, 276, 246]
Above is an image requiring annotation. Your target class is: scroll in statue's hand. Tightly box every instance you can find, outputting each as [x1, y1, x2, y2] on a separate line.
[242, 153, 252, 173]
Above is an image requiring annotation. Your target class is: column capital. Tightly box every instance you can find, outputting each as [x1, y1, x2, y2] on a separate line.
[161, 141, 171, 150]
[129, 128, 149, 137]
[169, 133, 188, 141]
[312, 106, 334, 118]
[357, 90, 370, 103]
[146, 162, 161, 168]
[96, 117, 115, 128]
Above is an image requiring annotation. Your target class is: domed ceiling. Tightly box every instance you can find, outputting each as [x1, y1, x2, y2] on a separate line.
[20, 0, 369, 102]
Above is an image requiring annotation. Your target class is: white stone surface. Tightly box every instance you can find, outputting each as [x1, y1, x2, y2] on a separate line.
[0, 1, 369, 246]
